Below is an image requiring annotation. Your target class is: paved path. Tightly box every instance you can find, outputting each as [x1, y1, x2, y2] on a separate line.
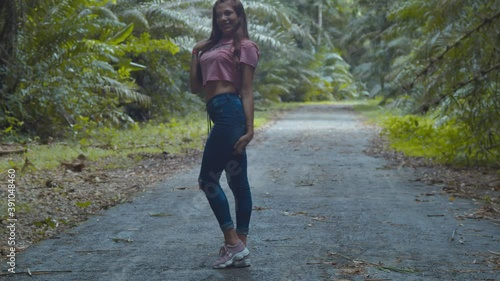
[4, 104, 499, 280]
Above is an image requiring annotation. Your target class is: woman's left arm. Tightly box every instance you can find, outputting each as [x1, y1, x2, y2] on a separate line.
[233, 63, 255, 154]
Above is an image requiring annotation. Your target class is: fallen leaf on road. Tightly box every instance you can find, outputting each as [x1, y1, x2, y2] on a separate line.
[306, 261, 336, 265]
[148, 213, 173, 217]
[340, 267, 365, 275]
[288, 211, 308, 216]
[329, 252, 417, 274]
[111, 237, 133, 243]
[312, 216, 327, 221]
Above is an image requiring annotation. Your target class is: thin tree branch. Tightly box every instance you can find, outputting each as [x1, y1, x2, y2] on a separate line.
[0, 148, 27, 155]
[417, 63, 500, 113]
[380, 12, 500, 107]
[452, 63, 500, 93]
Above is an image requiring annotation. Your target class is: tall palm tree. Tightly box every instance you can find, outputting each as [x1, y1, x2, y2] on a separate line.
[0, 0, 18, 64]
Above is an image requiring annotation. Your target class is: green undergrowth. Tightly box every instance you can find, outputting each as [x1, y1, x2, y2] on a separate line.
[353, 100, 500, 167]
[1, 114, 206, 172]
[0, 102, 299, 173]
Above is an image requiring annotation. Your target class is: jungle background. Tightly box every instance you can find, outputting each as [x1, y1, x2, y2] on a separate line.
[0, 0, 498, 254]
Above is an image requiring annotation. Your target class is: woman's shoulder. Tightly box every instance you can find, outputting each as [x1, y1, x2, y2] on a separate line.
[241, 38, 259, 49]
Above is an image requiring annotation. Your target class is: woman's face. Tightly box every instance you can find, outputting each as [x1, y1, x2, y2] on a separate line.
[215, 2, 239, 38]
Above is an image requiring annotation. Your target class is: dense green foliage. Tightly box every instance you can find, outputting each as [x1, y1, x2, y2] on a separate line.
[339, 0, 499, 165]
[0, 0, 498, 166]
[382, 114, 498, 165]
[0, 0, 181, 139]
[385, 1, 499, 165]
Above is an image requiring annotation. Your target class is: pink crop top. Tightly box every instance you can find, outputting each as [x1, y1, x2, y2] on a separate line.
[199, 38, 260, 92]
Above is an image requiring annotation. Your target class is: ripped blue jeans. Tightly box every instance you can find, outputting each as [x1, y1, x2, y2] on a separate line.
[198, 93, 252, 235]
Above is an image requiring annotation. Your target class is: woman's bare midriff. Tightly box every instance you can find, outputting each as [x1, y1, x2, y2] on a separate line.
[204, 80, 237, 102]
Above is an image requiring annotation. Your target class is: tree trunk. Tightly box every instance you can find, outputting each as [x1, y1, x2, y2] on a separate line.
[317, 0, 322, 46]
[0, 0, 18, 64]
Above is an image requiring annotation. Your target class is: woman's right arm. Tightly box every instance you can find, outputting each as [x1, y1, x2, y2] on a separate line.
[189, 40, 209, 94]
[189, 52, 202, 94]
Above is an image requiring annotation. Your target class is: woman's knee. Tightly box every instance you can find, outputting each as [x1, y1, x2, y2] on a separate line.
[198, 177, 222, 199]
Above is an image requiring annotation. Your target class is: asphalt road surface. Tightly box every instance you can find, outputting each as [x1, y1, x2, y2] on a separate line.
[4, 104, 499, 281]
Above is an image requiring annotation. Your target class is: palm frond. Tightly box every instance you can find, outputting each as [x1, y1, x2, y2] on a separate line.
[245, 1, 293, 28]
[119, 9, 149, 32]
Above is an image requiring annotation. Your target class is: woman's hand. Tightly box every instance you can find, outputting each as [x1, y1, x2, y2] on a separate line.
[233, 133, 253, 154]
[235, 63, 256, 155]
[193, 40, 210, 53]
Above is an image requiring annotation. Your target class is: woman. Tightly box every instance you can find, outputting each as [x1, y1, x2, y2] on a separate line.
[189, 0, 259, 269]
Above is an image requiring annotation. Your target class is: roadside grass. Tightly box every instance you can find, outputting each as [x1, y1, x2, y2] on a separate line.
[1, 115, 205, 173]
[353, 99, 499, 167]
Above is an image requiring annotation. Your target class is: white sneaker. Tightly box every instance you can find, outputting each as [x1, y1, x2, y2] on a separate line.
[212, 241, 249, 269]
[233, 254, 251, 268]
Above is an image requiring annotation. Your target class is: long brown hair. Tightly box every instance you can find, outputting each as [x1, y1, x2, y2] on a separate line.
[200, 0, 249, 64]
